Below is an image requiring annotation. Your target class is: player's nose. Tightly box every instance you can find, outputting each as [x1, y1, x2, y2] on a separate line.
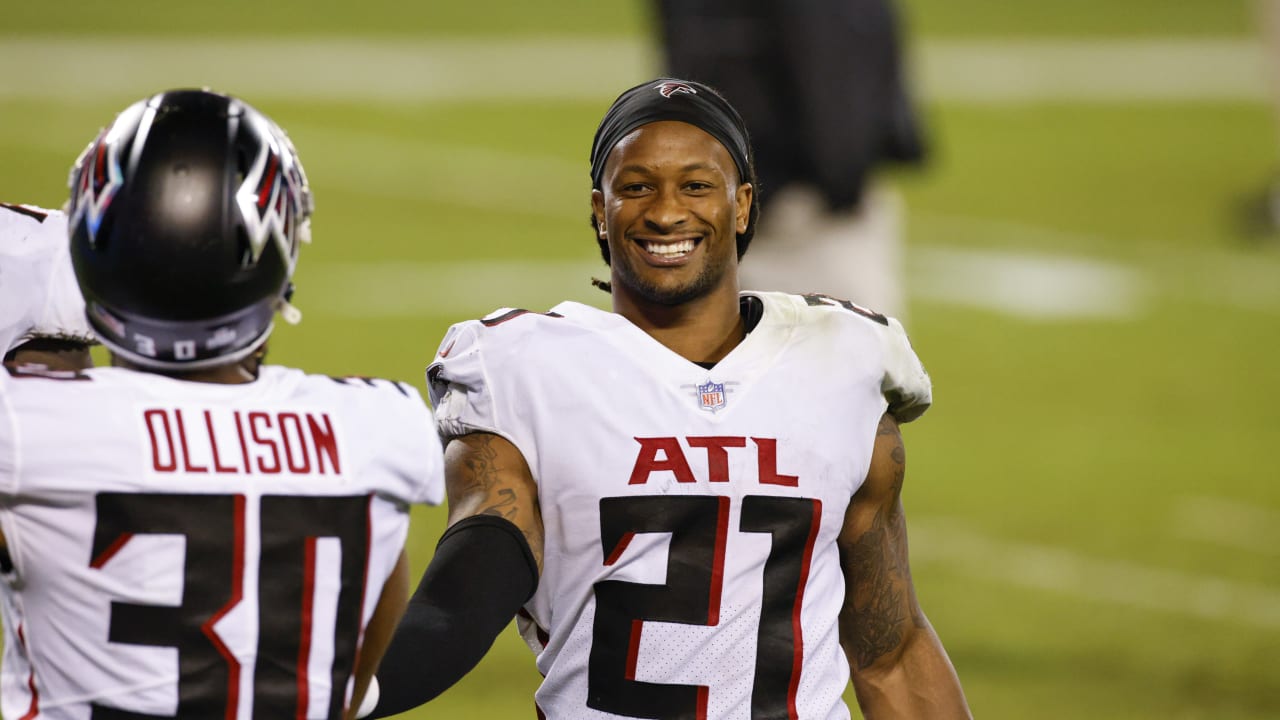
[642, 186, 690, 231]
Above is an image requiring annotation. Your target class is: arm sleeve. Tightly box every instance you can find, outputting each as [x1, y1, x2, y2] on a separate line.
[369, 515, 538, 717]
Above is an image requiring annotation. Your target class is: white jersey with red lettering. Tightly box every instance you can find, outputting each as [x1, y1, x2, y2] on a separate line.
[0, 204, 94, 354]
[428, 291, 931, 720]
[0, 364, 444, 720]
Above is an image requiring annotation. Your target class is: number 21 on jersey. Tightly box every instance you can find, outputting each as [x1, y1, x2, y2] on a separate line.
[589, 495, 822, 720]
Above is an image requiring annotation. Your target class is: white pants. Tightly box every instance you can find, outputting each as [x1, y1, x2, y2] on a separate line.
[739, 183, 906, 320]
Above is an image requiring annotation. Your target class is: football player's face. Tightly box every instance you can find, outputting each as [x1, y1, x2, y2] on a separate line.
[592, 121, 752, 307]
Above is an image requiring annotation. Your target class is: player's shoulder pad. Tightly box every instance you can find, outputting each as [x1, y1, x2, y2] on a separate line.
[797, 292, 891, 326]
[0, 203, 56, 241]
[315, 371, 443, 505]
[877, 317, 932, 423]
[313, 371, 433, 430]
[426, 307, 567, 405]
[325, 374, 419, 399]
[788, 293, 931, 422]
[426, 319, 484, 409]
[425, 317, 501, 441]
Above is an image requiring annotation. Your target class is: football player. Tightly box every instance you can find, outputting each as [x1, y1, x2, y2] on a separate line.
[371, 79, 970, 719]
[0, 90, 444, 719]
[656, 0, 929, 320]
[0, 203, 96, 369]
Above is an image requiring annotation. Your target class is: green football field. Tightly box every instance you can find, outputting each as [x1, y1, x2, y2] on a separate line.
[3, 1, 1278, 717]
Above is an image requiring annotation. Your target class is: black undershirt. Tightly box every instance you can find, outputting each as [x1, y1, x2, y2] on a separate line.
[693, 295, 763, 370]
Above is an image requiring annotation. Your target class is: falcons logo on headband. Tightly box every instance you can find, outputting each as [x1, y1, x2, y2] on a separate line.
[656, 81, 697, 98]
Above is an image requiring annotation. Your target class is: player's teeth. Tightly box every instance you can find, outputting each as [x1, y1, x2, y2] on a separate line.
[645, 240, 695, 256]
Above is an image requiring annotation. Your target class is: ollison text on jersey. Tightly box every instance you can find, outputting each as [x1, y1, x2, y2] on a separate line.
[141, 407, 342, 475]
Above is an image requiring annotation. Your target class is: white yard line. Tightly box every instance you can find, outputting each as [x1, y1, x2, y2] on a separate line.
[297, 259, 608, 318]
[913, 518, 1280, 630]
[0, 36, 1269, 104]
[1171, 496, 1280, 557]
[908, 245, 1145, 320]
[300, 232, 1280, 321]
[911, 212, 1280, 316]
[299, 244, 1151, 321]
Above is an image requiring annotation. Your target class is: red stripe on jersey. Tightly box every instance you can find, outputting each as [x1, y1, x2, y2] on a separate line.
[706, 497, 729, 625]
[696, 685, 708, 720]
[624, 619, 643, 680]
[786, 499, 823, 719]
[17, 624, 39, 720]
[296, 537, 317, 720]
[90, 532, 134, 569]
[603, 532, 634, 566]
[202, 495, 245, 720]
[349, 496, 375, 712]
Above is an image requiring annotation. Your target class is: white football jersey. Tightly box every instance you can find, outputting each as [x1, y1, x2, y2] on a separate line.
[428, 291, 931, 720]
[0, 364, 444, 720]
[0, 204, 94, 354]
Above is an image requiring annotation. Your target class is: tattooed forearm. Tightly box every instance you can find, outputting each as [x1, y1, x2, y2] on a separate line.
[840, 413, 924, 669]
[842, 511, 909, 669]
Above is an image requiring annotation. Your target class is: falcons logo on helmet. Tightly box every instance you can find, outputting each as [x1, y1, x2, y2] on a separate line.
[656, 81, 697, 98]
[68, 130, 125, 248]
[234, 115, 305, 270]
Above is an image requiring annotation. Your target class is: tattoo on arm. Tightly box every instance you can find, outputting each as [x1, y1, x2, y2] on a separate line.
[844, 511, 908, 669]
[841, 417, 923, 670]
[450, 434, 545, 568]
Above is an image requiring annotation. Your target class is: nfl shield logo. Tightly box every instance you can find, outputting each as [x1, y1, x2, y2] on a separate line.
[697, 379, 726, 412]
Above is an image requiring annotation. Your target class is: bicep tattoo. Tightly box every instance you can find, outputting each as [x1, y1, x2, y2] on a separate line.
[456, 435, 515, 520]
[450, 434, 544, 568]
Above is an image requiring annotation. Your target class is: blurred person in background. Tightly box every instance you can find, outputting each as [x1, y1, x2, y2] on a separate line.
[653, 0, 929, 318]
[369, 77, 969, 719]
[1, 203, 96, 370]
[0, 89, 444, 720]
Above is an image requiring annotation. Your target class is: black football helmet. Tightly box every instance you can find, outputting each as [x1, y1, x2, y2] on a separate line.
[67, 89, 313, 370]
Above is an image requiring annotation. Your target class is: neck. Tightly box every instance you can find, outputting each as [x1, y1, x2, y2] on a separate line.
[111, 353, 261, 384]
[612, 284, 745, 365]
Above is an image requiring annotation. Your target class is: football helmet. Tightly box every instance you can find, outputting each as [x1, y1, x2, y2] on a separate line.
[67, 89, 313, 370]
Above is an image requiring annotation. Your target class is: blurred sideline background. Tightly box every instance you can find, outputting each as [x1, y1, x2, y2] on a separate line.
[3, 1, 1278, 717]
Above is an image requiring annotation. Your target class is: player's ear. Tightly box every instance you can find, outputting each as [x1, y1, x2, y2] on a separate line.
[734, 183, 753, 235]
[591, 189, 607, 238]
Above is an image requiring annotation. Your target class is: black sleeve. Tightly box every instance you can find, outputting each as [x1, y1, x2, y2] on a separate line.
[369, 515, 539, 718]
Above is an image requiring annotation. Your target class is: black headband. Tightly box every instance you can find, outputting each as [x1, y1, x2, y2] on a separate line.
[589, 78, 753, 189]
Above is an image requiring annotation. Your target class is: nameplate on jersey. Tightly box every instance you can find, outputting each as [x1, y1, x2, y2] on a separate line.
[138, 405, 345, 477]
